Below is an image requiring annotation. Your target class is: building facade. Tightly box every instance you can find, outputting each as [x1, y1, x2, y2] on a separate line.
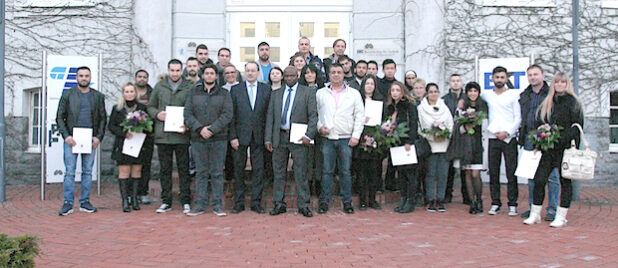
[5, 0, 617, 185]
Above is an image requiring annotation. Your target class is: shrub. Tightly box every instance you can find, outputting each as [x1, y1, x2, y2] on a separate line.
[0, 234, 41, 268]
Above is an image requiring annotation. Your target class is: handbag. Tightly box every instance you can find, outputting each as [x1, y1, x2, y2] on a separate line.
[561, 123, 597, 181]
[415, 136, 431, 159]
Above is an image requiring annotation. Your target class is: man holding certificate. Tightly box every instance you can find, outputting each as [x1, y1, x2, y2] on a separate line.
[264, 66, 317, 217]
[184, 64, 233, 217]
[316, 63, 365, 214]
[56, 66, 107, 216]
[147, 59, 194, 214]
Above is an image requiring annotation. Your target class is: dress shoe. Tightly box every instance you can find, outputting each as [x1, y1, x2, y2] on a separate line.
[269, 204, 286, 216]
[250, 205, 265, 214]
[368, 201, 381, 210]
[343, 202, 354, 214]
[359, 203, 368, 211]
[318, 203, 328, 214]
[299, 207, 313, 217]
[231, 205, 245, 214]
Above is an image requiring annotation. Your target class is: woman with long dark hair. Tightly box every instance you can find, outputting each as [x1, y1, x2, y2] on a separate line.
[352, 75, 384, 210]
[108, 83, 151, 212]
[385, 81, 419, 213]
[523, 72, 583, 227]
[268, 66, 284, 91]
[299, 64, 325, 90]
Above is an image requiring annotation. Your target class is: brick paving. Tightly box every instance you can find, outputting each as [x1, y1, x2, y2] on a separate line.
[0, 182, 616, 267]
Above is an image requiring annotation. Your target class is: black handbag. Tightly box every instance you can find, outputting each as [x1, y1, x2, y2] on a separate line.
[415, 136, 431, 159]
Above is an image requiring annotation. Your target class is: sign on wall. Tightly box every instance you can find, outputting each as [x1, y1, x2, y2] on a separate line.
[45, 55, 100, 183]
[477, 57, 533, 91]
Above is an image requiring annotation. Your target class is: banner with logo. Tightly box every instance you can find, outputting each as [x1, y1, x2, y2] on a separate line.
[45, 55, 100, 183]
[477, 57, 533, 91]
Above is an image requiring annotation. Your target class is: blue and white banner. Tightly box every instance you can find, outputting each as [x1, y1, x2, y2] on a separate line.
[477, 57, 532, 92]
[45, 55, 100, 183]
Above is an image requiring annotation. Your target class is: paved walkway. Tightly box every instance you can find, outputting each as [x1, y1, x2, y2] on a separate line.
[0, 183, 616, 267]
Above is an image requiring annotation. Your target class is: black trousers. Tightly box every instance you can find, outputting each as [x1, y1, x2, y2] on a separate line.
[488, 139, 519, 207]
[157, 143, 192, 206]
[137, 136, 155, 196]
[232, 143, 265, 207]
[354, 158, 380, 204]
[398, 164, 418, 200]
[445, 162, 470, 201]
[533, 153, 573, 208]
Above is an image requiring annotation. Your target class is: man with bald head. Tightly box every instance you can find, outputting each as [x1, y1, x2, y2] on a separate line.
[298, 37, 324, 76]
[265, 66, 318, 217]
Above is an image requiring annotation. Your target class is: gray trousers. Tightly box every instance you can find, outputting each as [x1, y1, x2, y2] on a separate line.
[192, 141, 227, 209]
[272, 130, 310, 209]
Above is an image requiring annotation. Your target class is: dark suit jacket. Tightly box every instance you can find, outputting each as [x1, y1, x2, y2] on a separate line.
[229, 81, 272, 145]
[265, 84, 318, 148]
[56, 86, 107, 142]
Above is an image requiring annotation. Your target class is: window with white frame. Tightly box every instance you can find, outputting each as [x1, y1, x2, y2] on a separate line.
[610, 91, 618, 151]
[27, 88, 42, 151]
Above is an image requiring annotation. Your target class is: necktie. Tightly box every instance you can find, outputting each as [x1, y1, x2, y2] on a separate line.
[249, 84, 255, 109]
[281, 88, 293, 126]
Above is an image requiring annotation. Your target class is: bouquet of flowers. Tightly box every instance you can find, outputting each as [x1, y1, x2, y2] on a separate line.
[361, 117, 409, 154]
[456, 108, 487, 135]
[120, 110, 153, 133]
[422, 121, 451, 139]
[528, 123, 562, 151]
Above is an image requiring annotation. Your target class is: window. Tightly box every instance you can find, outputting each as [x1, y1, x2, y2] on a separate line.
[240, 47, 255, 62]
[265, 22, 280, 37]
[324, 22, 339, 38]
[610, 91, 618, 151]
[270, 47, 280, 62]
[26, 88, 42, 152]
[299, 22, 314, 37]
[240, 22, 256, 37]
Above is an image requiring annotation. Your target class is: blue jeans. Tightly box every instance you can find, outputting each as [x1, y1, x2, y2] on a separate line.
[192, 141, 227, 209]
[63, 142, 96, 204]
[425, 153, 448, 201]
[524, 137, 560, 214]
[320, 139, 353, 204]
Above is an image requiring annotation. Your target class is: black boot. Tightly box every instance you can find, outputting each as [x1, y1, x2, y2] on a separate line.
[476, 199, 483, 213]
[393, 197, 407, 213]
[469, 200, 477, 214]
[131, 178, 141, 211]
[118, 179, 130, 212]
[399, 199, 415, 213]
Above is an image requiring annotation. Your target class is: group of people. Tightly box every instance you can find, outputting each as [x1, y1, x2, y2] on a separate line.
[56, 37, 583, 227]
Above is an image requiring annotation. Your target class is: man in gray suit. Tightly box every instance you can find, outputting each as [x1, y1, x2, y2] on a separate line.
[265, 66, 318, 217]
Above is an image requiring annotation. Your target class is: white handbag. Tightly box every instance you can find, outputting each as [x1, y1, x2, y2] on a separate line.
[561, 123, 597, 181]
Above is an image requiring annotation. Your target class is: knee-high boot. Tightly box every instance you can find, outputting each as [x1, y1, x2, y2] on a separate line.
[118, 179, 130, 212]
[130, 178, 141, 211]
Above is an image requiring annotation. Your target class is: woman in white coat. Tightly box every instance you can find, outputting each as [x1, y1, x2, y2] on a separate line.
[418, 83, 454, 212]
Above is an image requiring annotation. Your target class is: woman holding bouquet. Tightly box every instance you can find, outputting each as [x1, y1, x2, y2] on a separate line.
[448, 82, 488, 214]
[523, 73, 583, 227]
[384, 81, 419, 213]
[418, 83, 453, 212]
[353, 75, 384, 210]
[108, 82, 152, 212]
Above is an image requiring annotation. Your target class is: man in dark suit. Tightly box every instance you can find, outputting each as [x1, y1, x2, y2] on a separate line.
[265, 66, 318, 217]
[229, 61, 272, 214]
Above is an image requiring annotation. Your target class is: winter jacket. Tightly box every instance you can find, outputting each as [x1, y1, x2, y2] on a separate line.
[147, 76, 194, 144]
[418, 98, 454, 153]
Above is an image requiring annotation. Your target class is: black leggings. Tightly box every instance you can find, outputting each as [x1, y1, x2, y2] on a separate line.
[532, 154, 572, 208]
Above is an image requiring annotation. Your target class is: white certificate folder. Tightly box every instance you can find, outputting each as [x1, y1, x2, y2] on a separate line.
[72, 127, 92, 154]
[164, 106, 184, 132]
[364, 100, 383, 126]
[290, 123, 314, 144]
[122, 132, 147, 158]
[390, 145, 418, 166]
[515, 150, 542, 179]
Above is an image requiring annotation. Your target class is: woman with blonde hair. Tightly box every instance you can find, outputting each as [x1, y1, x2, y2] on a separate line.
[523, 72, 583, 227]
[108, 82, 152, 212]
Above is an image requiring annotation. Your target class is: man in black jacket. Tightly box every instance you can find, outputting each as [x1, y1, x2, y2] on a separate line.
[442, 74, 470, 204]
[229, 61, 272, 214]
[518, 64, 560, 221]
[134, 69, 154, 204]
[185, 64, 233, 217]
[56, 66, 107, 216]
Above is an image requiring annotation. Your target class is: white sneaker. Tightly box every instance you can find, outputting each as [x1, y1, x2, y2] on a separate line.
[488, 205, 500, 215]
[508, 206, 518, 216]
[213, 207, 227, 217]
[183, 204, 191, 214]
[156, 204, 171, 213]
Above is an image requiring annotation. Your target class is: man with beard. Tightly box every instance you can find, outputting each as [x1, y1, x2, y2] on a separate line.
[133, 69, 155, 205]
[257, 41, 279, 83]
[481, 66, 521, 216]
[184, 44, 213, 77]
[265, 66, 317, 217]
[185, 57, 200, 84]
[148, 59, 194, 214]
[185, 64, 233, 217]
[56, 66, 107, 215]
[337, 55, 356, 85]
[352, 60, 368, 87]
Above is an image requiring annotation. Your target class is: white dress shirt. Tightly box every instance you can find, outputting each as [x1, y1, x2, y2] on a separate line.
[481, 88, 522, 143]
